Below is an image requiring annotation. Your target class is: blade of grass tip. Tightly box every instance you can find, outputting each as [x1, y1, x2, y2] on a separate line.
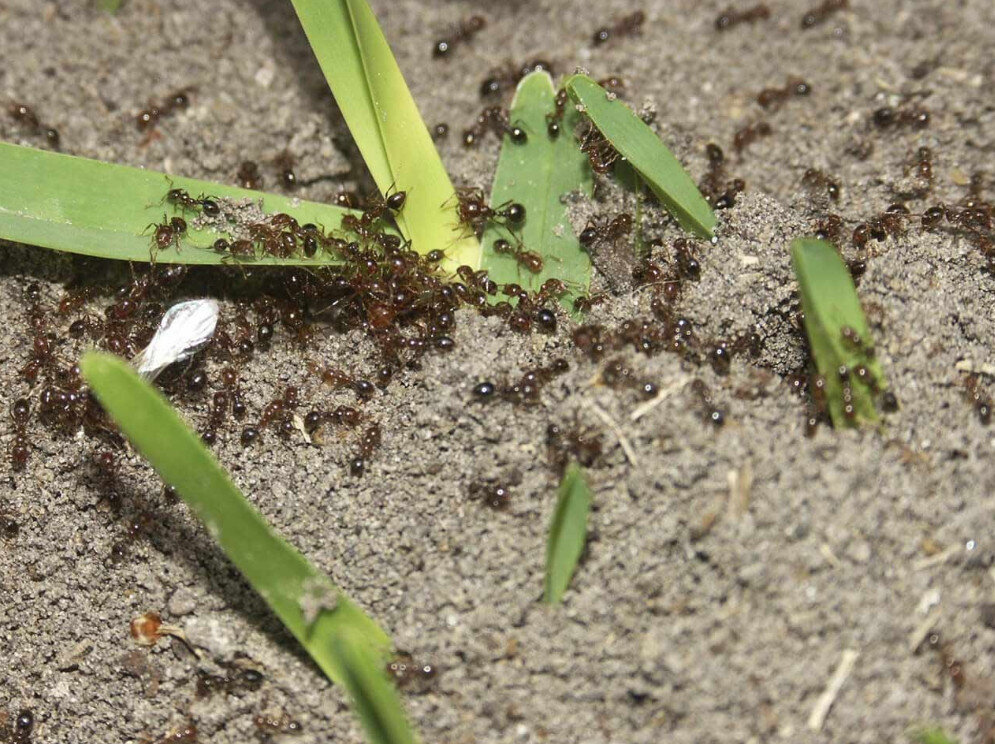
[334, 627, 420, 744]
[0, 143, 363, 265]
[790, 237, 886, 427]
[482, 71, 594, 312]
[544, 462, 592, 604]
[98, 0, 124, 12]
[910, 728, 958, 744]
[563, 74, 716, 240]
[287, 0, 479, 271]
[79, 352, 391, 684]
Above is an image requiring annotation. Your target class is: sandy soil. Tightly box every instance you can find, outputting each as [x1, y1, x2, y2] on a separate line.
[1, 0, 994, 742]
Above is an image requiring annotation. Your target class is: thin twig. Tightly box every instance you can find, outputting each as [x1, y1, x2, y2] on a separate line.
[807, 648, 859, 731]
[584, 401, 638, 466]
[908, 608, 941, 654]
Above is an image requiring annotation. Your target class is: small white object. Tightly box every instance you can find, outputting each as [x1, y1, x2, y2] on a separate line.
[132, 299, 219, 380]
[807, 648, 859, 731]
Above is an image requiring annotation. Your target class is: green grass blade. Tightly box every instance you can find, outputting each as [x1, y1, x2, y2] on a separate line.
[79, 352, 391, 684]
[563, 74, 716, 239]
[910, 728, 958, 744]
[0, 143, 358, 265]
[334, 627, 420, 744]
[544, 462, 592, 604]
[482, 71, 594, 309]
[287, 0, 479, 270]
[790, 238, 886, 427]
[97, 0, 124, 12]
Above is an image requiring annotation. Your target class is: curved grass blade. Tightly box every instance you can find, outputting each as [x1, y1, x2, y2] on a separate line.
[544, 462, 592, 604]
[334, 627, 420, 744]
[563, 74, 716, 239]
[482, 71, 594, 310]
[790, 238, 886, 427]
[79, 352, 391, 684]
[0, 143, 360, 265]
[287, 0, 479, 271]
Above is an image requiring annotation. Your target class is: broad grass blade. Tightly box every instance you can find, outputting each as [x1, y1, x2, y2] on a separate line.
[0, 143, 356, 265]
[80, 352, 392, 684]
[544, 462, 592, 604]
[564, 74, 716, 239]
[791, 238, 886, 426]
[482, 71, 594, 310]
[287, 0, 479, 270]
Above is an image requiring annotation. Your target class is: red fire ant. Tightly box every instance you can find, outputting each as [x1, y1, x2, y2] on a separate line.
[433, 15, 485, 57]
[492, 238, 543, 273]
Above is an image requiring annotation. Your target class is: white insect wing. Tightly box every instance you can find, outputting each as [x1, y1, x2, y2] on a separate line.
[132, 299, 220, 380]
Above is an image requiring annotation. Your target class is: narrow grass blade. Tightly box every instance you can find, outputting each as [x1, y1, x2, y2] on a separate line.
[544, 462, 592, 604]
[79, 352, 391, 684]
[910, 729, 958, 744]
[98, 0, 124, 12]
[790, 238, 886, 427]
[334, 627, 420, 744]
[0, 143, 359, 265]
[563, 74, 716, 239]
[287, 0, 479, 270]
[482, 71, 594, 309]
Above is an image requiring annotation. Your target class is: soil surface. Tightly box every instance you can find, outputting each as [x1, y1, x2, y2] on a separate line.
[2, 0, 995, 743]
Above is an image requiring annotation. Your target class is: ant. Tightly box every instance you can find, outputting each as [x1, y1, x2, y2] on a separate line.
[578, 122, 621, 173]
[492, 238, 543, 274]
[452, 187, 525, 237]
[962, 374, 993, 425]
[350, 422, 382, 476]
[546, 88, 569, 138]
[600, 356, 658, 398]
[689, 379, 726, 427]
[579, 213, 633, 250]
[699, 143, 745, 209]
[800, 0, 848, 29]
[145, 215, 187, 255]
[253, 712, 304, 735]
[714, 4, 770, 31]
[385, 651, 438, 691]
[307, 362, 376, 400]
[462, 106, 527, 146]
[546, 420, 603, 473]
[573, 292, 608, 313]
[360, 186, 407, 225]
[907, 146, 934, 193]
[733, 120, 772, 152]
[433, 15, 486, 58]
[237, 160, 263, 190]
[592, 10, 646, 46]
[8, 101, 60, 148]
[872, 101, 930, 130]
[273, 150, 299, 189]
[756, 77, 811, 110]
[135, 88, 193, 132]
[802, 168, 841, 203]
[479, 58, 553, 99]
